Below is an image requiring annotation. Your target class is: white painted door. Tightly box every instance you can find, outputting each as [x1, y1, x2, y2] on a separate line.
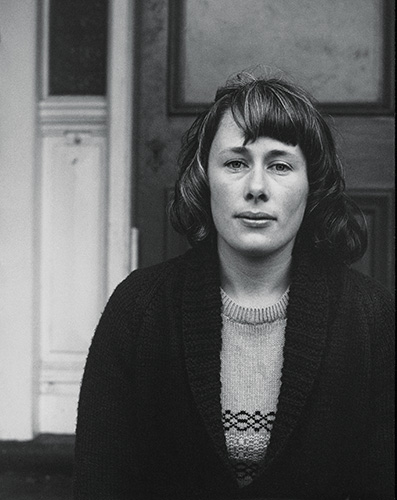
[37, 0, 134, 434]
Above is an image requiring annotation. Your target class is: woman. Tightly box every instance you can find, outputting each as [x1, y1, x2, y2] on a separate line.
[74, 72, 394, 499]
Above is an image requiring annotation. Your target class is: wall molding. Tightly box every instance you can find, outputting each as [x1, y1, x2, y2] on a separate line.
[348, 188, 394, 291]
[39, 97, 107, 129]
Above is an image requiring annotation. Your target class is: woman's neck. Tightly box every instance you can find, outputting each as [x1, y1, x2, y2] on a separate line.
[218, 242, 293, 308]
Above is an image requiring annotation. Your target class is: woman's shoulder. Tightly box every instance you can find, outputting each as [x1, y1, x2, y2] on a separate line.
[104, 251, 191, 320]
[336, 266, 394, 327]
[122, 253, 186, 289]
[341, 266, 393, 303]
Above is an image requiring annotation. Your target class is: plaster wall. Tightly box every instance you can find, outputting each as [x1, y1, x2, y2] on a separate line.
[0, 0, 38, 439]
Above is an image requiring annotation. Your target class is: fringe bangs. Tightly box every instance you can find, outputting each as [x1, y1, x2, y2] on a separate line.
[228, 80, 319, 150]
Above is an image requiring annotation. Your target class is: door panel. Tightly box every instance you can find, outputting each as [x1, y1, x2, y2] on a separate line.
[135, 0, 394, 291]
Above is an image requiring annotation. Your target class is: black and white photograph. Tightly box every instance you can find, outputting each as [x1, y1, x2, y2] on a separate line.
[0, 1, 394, 498]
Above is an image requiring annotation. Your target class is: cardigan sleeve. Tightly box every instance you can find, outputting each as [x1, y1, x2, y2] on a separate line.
[73, 284, 142, 499]
[359, 283, 395, 499]
[73, 258, 184, 499]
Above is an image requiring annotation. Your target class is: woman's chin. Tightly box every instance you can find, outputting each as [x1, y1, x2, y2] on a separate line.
[221, 237, 295, 261]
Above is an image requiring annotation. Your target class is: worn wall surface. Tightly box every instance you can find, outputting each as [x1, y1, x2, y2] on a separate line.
[184, 0, 383, 104]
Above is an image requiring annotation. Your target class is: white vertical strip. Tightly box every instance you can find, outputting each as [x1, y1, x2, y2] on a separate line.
[106, 0, 135, 296]
[130, 227, 139, 272]
[40, 0, 50, 99]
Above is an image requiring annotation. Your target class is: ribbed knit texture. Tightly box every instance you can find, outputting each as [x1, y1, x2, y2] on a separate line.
[220, 288, 289, 487]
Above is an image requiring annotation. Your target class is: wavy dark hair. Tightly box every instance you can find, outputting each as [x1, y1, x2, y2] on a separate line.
[169, 71, 367, 264]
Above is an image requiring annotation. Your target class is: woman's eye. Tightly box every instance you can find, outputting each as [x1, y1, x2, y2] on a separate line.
[225, 160, 247, 170]
[270, 163, 291, 173]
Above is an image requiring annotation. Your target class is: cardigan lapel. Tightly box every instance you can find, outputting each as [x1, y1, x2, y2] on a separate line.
[261, 244, 330, 470]
[181, 241, 330, 483]
[181, 242, 236, 477]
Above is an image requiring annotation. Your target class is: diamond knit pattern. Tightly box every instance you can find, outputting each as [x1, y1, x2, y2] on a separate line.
[220, 288, 288, 487]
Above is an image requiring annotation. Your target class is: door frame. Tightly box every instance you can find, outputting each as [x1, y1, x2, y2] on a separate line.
[35, 0, 136, 436]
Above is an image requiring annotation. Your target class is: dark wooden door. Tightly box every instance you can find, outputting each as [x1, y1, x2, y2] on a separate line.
[134, 0, 394, 291]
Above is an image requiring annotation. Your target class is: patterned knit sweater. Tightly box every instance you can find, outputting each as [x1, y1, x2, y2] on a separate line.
[220, 288, 289, 486]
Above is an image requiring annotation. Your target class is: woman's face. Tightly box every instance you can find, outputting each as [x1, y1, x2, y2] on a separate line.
[207, 111, 309, 260]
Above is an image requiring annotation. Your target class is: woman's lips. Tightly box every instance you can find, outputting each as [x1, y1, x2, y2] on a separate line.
[235, 212, 276, 228]
[236, 211, 276, 220]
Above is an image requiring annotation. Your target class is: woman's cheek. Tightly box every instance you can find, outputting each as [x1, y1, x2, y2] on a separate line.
[284, 183, 309, 214]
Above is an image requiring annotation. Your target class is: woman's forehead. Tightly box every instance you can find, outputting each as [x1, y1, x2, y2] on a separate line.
[213, 111, 302, 154]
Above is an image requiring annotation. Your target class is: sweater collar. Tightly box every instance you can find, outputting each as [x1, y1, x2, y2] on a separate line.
[261, 240, 330, 471]
[221, 286, 289, 324]
[182, 240, 330, 483]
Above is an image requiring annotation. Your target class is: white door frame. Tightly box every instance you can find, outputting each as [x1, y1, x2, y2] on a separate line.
[107, 0, 136, 293]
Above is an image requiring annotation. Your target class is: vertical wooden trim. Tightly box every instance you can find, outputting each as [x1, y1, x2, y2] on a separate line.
[167, 0, 186, 115]
[382, 0, 395, 113]
[107, 0, 135, 295]
[40, 0, 50, 99]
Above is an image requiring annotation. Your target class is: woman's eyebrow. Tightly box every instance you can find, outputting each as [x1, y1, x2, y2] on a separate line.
[218, 146, 302, 162]
[219, 146, 249, 155]
[266, 149, 297, 159]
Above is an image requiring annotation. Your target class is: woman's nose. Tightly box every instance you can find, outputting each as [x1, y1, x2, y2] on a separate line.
[244, 166, 269, 201]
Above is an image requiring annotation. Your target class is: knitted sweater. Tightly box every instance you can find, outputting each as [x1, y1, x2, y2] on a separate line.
[74, 241, 395, 500]
[220, 288, 288, 486]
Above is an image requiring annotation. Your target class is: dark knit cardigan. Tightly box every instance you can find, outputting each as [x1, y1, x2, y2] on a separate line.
[74, 241, 394, 500]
